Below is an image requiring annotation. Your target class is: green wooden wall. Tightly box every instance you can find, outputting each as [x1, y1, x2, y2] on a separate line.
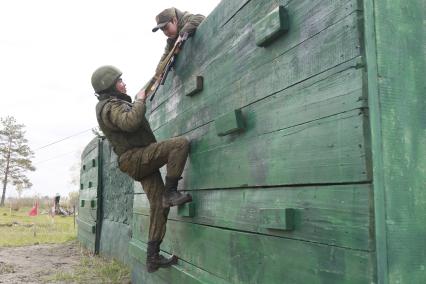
[78, 0, 425, 283]
[364, 0, 426, 283]
[130, 0, 375, 283]
[78, 138, 99, 252]
[79, 138, 134, 263]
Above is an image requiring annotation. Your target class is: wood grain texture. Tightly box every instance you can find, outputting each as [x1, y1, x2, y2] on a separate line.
[133, 184, 373, 250]
[131, 215, 374, 284]
[148, 0, 361, 131]
[129, 239, 231, 284]
[365, 0, 426, 283]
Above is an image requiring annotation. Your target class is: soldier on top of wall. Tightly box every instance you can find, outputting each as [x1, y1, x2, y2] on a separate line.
[91, 65, 193, 273]
[151, 7, 205, 76]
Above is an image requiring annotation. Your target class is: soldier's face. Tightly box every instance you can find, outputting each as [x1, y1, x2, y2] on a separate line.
[162, 18, 178, 39]
[115, 78, 127, 94]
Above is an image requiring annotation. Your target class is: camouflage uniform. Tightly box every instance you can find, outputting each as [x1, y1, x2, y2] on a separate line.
[96, 94, 189, 242]
[153, 7, 205, 74]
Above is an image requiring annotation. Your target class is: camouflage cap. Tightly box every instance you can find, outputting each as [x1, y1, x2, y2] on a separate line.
[152, 8, 176, 32]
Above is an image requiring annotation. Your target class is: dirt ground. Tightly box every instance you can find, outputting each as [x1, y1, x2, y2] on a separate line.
[0, 242, 80, 284]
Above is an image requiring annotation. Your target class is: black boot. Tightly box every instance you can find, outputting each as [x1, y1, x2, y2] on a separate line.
[162, 176, 192, 208]
[146, 240, 178, 273]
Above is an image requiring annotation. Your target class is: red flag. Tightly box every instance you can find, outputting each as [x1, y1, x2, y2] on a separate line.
[28, 201, 38, 216]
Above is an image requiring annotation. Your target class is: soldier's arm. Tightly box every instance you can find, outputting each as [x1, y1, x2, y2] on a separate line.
[105, 100, 147, 132]
[180, 14, 205, 36]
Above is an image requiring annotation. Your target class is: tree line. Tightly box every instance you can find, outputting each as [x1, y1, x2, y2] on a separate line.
[0, 116, 35, 206]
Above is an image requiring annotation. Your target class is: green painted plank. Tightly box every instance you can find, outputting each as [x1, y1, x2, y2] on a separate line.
[77, 217, 97, 252]
[132, 215, 374, 284]
[151, 0, 358, 108]
[77, 218, 96, 234]
[79, 188, 97, 200]
[183, 110, 368, 189]
[156, 61, 365, 153]
[78, 206, 97, 219]
[366, 0, 426, 283]
[100, 140, 134, 224]
[133, 184, 372, 250]
[150, 65, 368, 190]
[78, 231, 96, 251]
[99, 220, 132, 265]
[363, 1, 388, 283]
[129, 239, 230, 284]
[81, 137, 98, 158]
[80, 165, 99, 190]
[149, 0, 361, 131]
[152, 21, 361, 138]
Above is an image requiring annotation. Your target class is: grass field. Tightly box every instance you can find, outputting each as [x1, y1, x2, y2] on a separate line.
[45, 252, 131, 284]
[0, 206, 131, 283]
[0, 206, 77, 247]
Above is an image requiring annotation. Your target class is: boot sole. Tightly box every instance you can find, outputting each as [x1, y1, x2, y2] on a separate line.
[162, 195, 192, 208]
[147, 255, 178, 273]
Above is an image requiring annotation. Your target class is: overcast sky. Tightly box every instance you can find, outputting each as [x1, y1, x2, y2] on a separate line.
[0, 0, 220, 199]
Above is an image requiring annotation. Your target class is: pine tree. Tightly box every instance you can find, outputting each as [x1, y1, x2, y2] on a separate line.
[0, 116, 36, 206]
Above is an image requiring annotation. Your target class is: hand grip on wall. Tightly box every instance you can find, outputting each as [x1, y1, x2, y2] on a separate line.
[215, 109, 245, 136]
[185, 76, 204, 97]
[254, 6, 289, 47]
[178, 202, 195, 217]
[259, 208, 295, 231]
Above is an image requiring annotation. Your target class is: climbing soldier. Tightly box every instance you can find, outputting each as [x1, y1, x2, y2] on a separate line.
[151, 7, 205, 77]
[91, 65, 192, 273]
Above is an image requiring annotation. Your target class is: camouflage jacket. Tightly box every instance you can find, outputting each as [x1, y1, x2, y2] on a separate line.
[96, 96, 156, 156]
[155, 8, 205, 74]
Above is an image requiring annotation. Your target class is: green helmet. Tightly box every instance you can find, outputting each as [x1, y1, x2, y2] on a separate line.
[91, 65, 122, 93]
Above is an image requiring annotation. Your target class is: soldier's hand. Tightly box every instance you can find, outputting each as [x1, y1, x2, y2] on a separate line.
[175, 35, 183, 45]
[136, 89, 148, 102]
[174, 36, 182, 54]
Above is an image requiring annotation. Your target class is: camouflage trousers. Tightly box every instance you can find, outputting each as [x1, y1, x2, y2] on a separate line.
[118, 137, 189, 241]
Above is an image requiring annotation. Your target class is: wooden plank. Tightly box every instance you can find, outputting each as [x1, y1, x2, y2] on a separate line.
[99, 220, 132, 265]
[129, 239, 231, 284]
[100, 139, 134, 224]
[81, 137, 98, 159]
[185, 110, 368, 189]
[151, 0, 358, 109]
[133, 184, 372, 250]
[79, 188, 97, 201]
[78, 206, 97, 219]
[80, 165, 98, 190]
[365, 0, 426, 283]
[155, 61, 365, 152]
[77, 218, 96, 234]
[131, 215, 374, 284]
[149, 0, 361, 131]
[362, 1, 388, 282]
[151, 21, 362, 145]
[78, 230, 96, 251]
